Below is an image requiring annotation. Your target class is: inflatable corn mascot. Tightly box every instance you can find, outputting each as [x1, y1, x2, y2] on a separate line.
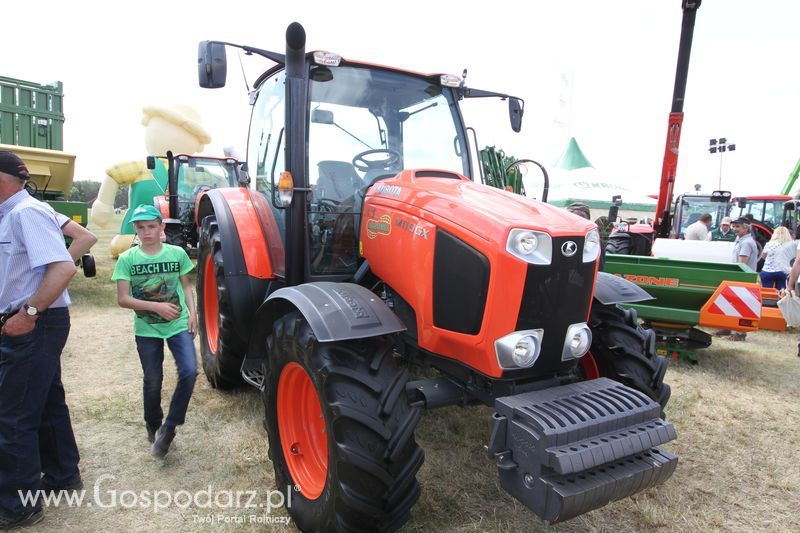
[91, 104, 211, 257]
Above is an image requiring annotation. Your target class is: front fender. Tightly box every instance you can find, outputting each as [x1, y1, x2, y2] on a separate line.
[245, 282, 406, 363]
[593, 272, 654, 305]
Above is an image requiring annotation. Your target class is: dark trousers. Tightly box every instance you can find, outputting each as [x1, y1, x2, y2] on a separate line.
[135, 331, 197, 428]
[0, 308, 80, 514]
[760, 270, 787, 290]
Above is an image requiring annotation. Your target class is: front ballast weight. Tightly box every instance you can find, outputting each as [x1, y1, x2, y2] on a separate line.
[488, 377, 677, 523]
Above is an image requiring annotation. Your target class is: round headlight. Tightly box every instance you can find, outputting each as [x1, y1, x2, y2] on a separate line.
[512, 335, 539, 367]
[568, 328, 591, 357]
[514, 232, 538, 255]
[583, 229, 600, 262]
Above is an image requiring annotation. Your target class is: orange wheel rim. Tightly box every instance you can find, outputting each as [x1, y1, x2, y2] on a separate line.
[203, 254, 219, 354]
[277, 362, 328, 500]
[580, 351, 600, 380]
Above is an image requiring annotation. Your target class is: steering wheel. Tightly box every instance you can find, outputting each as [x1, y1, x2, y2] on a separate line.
[352, 149, 401, 173]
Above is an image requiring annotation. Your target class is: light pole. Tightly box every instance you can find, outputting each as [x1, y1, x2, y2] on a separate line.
[709, 137, 736, 190]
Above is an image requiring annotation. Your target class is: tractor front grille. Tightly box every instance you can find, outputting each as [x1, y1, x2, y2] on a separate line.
[516, 235, 595, 373]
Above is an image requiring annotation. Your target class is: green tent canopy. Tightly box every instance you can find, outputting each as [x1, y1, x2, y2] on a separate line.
[554, 137, 593, 170]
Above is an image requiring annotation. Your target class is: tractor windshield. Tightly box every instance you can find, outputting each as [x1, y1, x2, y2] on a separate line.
[306, 65, 469, 275]
[674, 196, 728, 237]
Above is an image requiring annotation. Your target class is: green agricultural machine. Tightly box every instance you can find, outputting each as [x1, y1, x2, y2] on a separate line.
[0, 76, 94, 275]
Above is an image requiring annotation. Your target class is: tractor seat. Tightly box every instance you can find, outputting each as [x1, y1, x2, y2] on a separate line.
[316, 160, 363, 203]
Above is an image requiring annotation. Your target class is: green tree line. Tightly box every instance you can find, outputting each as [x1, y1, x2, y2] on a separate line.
[69, 181, 129, 208]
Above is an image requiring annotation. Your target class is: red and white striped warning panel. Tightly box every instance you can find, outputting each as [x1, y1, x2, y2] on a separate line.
[707, 285, 761, 318]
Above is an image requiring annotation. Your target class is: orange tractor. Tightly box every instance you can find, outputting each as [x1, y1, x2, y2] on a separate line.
[195, 23, 677, 530]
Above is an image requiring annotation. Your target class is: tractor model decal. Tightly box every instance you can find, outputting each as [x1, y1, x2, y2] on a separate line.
[395, 216, 429, 239]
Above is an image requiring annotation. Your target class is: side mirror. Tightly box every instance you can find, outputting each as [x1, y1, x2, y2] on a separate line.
[198, 41, 227, 88]
[737, 197, 747, 208]
[311, 109, 334, 124]
[146, 156, 156, 170]
[509, 98, 524, 133]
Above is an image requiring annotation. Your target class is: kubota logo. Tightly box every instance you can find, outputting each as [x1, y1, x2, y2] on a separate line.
[366, 215, 391, 239]
[561, 241, 578, 257]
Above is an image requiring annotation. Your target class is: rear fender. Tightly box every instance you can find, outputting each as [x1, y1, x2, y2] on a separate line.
[245, 282, 406, 363]
[593, 272, 654, 305]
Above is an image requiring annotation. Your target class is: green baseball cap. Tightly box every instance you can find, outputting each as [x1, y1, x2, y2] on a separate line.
[129, 204, 163, 222]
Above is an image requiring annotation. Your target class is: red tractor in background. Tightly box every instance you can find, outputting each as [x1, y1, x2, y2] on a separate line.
[194, 23, 676, 530]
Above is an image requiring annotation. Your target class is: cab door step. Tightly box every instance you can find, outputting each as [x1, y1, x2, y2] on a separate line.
[488, 377, 677, 523]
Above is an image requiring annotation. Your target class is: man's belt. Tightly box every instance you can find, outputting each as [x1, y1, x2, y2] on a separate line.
[0, 310, 19, 325]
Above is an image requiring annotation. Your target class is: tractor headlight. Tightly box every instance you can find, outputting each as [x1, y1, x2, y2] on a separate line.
[506, 229, 552, 265]
[583, 229, 601, 263]
[495, 330, 544, 369]
[561, 323, 592, 361]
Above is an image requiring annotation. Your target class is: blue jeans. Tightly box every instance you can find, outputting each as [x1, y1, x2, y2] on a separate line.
[760, 270, 787, 290]
[135, 331, 197, 428]
[0, 308, 80, 514]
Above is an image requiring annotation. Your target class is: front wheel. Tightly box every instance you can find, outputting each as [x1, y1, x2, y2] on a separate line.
[588, 303, 671, 409]
[197, 215, 247, 389]
[263, 312, 424, 532]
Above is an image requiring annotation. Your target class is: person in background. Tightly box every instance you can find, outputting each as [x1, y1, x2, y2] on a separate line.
[0, 151, 81, 529]
[717, 218, 760, 341]
[566, 202, 591, 220]
[785, 239, 800, 357]
[685, 213, 713, 240]
[710, 216, 736, 242]
[731, 218, 760, 271]
[759, 226, 793, 290]
[52, 212, 98, 262]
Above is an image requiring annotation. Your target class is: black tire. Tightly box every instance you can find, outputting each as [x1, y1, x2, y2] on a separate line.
[81, 253, 96, 278]
[588, 303, 671, 409]
[605, 234, 632, 255]
[197, 215, 246, 389]
[263, 312, 424, 532]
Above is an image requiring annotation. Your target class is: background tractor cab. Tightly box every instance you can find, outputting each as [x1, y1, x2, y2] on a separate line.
[670, 190, 731, 238]
[148, 152, 242, 256]
[729, 195, 793, 247]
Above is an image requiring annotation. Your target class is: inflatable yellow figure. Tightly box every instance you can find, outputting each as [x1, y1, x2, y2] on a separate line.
[91, 104, 211, 257]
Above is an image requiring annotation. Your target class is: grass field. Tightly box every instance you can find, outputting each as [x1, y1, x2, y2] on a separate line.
[34, 218, 800, 532]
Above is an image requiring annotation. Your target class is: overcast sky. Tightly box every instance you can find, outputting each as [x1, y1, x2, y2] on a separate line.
[4, 0, 799, 198]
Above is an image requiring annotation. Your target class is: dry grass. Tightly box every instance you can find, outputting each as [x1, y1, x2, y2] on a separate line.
[34, 218, 800, 531]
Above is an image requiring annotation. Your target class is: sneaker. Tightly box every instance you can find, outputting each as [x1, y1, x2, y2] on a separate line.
[40, 477, 83, 492]
[151, 425, 176, 458]
[728, 332, 747, 342]
[146, 422, 161, 444]
[0, 508, 44, 530]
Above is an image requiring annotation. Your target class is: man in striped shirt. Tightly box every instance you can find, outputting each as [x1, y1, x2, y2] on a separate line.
[0, 151, 81, 529]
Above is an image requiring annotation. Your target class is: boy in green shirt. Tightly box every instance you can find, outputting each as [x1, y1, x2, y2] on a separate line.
[112, 205, 197, 458]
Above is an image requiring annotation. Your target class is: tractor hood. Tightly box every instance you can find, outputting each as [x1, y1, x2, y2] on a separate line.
[365, 169, 595, 244]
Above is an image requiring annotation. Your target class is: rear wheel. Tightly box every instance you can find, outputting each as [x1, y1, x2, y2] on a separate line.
[263, 312, 424, 532]
[605, 234, 632, 255]
[197, 215, 247, 389]
[588, 303, 671, 409]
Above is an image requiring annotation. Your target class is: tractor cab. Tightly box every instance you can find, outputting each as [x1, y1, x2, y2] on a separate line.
[234, 49, 522, 282]
[729, 195, 792, 246]
[671, 191, 731, 238]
